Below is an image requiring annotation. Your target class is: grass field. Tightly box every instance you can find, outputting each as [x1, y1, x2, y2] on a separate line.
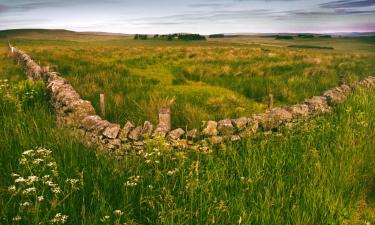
[1, 30, 374, 129]
[1, 70, 375, 225]
[1, 30, 375, 224]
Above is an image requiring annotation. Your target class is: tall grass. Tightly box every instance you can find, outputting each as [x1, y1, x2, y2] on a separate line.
[1, 78, 374, 224]
[7, 38, 375, 129]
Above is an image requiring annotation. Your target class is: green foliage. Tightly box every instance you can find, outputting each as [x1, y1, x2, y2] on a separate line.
[13, 80, 48, 110]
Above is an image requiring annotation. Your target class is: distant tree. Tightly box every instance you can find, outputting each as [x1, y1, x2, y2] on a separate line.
[177, 34, 206, 41]
[134, 34, 148, 40]
[275, 35, 294, 40]
[209, 34, 225, 38]
[298, 34, 314, 38]
[318, 35, 332, 38]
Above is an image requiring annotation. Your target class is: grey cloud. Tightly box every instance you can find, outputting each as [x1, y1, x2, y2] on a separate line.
[0, 4, 9, 13]
[320, 0, 375, 8]
[289, 8, 375, 16]
[188, 3, 226, 8]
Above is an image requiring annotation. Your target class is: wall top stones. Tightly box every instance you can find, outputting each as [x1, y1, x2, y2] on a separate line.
[9, 43, 375, 155]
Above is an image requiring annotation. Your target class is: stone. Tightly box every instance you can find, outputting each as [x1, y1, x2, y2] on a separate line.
[255, 107, 293, 131]
[287, 104, 309, 118]
[133, 141, 144, 151]
[217, 119, 235, 135]
[129, 126, 142, 140]
[239, 117, 259, 137]
[232, 117, 248, 131]
[202, 121, 218, 136]
[102, 124, 121, 139]
[231, 135, 241, 142]
[153, 124, 168, 138]
[141, 121, 153, 138]
[323, 85, 351, 105]
[108, 139, 121, 147]
[304, 96, 330, 114]
[82, 115, 103, 130]
[121, 143, 132, 151]
[186, 129, 198, 139]
[168, 128, 185, 140]
[119, 121, 135, 141]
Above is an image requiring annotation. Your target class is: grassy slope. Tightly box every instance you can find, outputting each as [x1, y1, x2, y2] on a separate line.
[1, 46, 375, 224]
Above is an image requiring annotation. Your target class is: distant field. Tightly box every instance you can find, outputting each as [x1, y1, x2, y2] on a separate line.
[1, 30, 375, 128]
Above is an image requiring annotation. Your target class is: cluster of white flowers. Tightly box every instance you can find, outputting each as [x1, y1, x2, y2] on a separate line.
[50, 213, 69, 224]
[167, 168, 178, 176]
[6, 147, 81, 224]
[0, 79, 9, 91]
[125, 175, 141, 187]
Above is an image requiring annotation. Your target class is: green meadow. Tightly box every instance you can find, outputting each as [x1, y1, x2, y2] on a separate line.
[1, 30, 375, 224]
[2, 30, 375, 128]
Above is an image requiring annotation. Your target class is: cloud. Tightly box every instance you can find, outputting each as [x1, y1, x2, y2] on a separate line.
[0, 4, 9, 13]
[320, 0, 375, 8]
[289, 8, 375, 16]
[188, 3, 226, 8]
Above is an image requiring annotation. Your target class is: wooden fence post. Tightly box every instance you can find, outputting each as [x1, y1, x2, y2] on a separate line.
[159, 107, 171, 131]
[268, 92, 273, 110]
[100, 93, 105, 117]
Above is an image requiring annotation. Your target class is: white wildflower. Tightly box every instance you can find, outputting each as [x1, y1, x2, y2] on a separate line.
[32, 158, 44, 165]
[22, 187, 36, 195]
[100, 215, 110, 222]
[8, 185, 16, 192]
[47, 162, 57, 168]
[20, 201, 30, 207]
[167, 168, 178, 176]
[19, 157, 27, 165]
[37, 195, 44, 202]
[113, 210, 123, 216]
[26, 175, 39, 184]
[11, 173, 20, 177]
[46, 180, 56, 187]
[22, 150, 34, 156]
[36, 148, 52, 155]
[50, 213, 68, 224]
[65, 178, 79, 186]
[12, 215, 22, 221]
[15, 177, 26, 183]
[52, 187, 62, 194]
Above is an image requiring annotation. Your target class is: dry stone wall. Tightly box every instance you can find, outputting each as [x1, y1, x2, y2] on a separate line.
[9, 44, 375, 155]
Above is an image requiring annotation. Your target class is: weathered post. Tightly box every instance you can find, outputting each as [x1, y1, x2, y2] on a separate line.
[158, 107, 171, 131]
[100, 93, 105, 117]
[268, 92, 274, 110]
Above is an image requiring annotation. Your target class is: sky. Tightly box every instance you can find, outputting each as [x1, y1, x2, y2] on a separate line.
[0, 0, 374, 34]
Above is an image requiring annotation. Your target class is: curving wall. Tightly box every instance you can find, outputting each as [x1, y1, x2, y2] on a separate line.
[9, 43, 375, 155]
